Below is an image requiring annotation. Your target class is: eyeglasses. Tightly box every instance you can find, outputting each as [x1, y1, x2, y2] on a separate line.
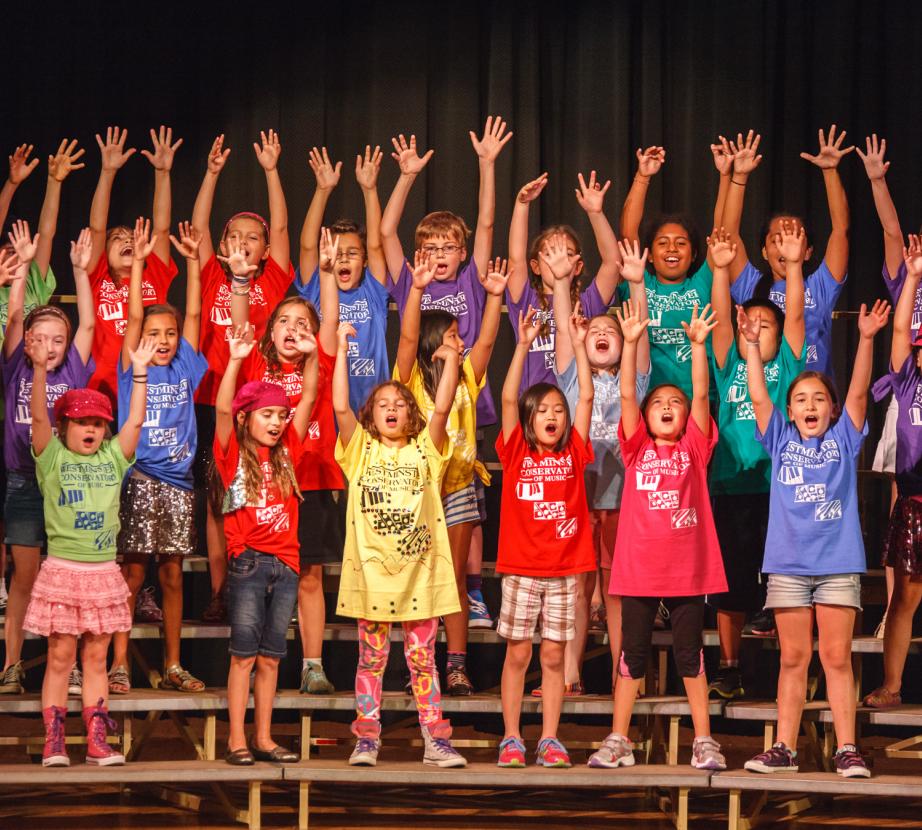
[420, 244, 461, 256]
[335, 249, 364, 261]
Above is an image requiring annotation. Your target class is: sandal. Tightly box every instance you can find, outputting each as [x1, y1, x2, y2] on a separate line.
[863, 686, 902, 709]
[160, 664, 206, 693]
[202, 592, 227, 623]
[108, 665, 131, 695]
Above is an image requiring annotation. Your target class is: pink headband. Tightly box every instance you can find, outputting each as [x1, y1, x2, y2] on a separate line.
[232, 381, 290, 418]
[222, 211, 270, 241]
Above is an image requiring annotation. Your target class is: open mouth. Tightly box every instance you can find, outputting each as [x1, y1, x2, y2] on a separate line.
[661, 412, 674, 424]
[595, 340, 610, 353]
[119, 245, 133, 257]
[663, 255, 680, 266]
[385, 414, 398, 427]
[805, 414, 818, 428]
[545, 423, 558, 436]
[337, 267, 352, 281]
[156, 346, 170, 356]
[778, 256, 786, 266]
[266, 428, 281, 441]
[82, 436, 95, 448]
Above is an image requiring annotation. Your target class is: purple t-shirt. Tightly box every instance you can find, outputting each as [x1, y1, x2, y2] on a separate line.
[389, 259, 496, 426]
[2, 341, 94, 473]
[875, 354, 922, 498]
[883, 261, 922, 342]
[505, 280, 608, 394]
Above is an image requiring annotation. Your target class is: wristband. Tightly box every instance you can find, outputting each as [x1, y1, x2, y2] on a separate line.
[231, 286, 251, 296]
[231, 274, 251, 284]
[731, 178, 747, 186]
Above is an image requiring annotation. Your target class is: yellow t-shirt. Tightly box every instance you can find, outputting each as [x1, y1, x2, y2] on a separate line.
[334, 425, 461, 621]
[402, 356, 489, 496]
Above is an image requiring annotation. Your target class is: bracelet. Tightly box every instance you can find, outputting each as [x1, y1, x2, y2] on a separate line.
[231, 274, 251, 284]
[132, 375, 148, 383]
[231, 286, 251, 296]
[633, 174, 650, 184]
[731, 178, 747, 186]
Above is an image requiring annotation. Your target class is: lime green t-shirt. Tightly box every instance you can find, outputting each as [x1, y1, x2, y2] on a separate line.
[0, 262, 57, 339]
[710, 337, 805, 495]
[34, 436, 133, 562]
[617, 262, 713, 400]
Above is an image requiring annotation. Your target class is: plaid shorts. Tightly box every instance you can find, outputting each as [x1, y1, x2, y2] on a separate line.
[497, 574, 577, 642]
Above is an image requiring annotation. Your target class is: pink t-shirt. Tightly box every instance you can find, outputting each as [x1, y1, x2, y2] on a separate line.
[609, 416, 727, 597]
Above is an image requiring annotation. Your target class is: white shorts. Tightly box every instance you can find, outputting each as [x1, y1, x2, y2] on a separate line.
[872, 395, 897, 474]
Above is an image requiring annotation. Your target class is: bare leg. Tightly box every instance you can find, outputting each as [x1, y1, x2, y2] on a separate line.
[466, 524, 483, 577]
[227, 655, 256, 752]
[443, 520, 474, 656]
[539, 639, 566, 739]
[816, 603, 857, 748]
[683, 673, 712, 737]
[774, 607, 814, 748]
[3, 545, 41, 669]
[206, 505, 226, 598]
[80, 632, 112, 708]
[252, 654, 281, 750]
[564, 569, 594, 686]
[158, 556, 184, 667]
[717, 609, 745, 663]
[43, 634, 77, 709]
[110, 558, 145, 669]
[297, 565, 326, 658]
[500, 639, 532, 739]
[881, 573, 922, 692]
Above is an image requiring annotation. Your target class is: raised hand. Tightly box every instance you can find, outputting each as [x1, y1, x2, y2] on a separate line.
[856, 134, 890, 180]
[207, 134, 231, 174]
[48, 139, 86, 182]
[568, 302, 589, 346]
[617, 238, 649, 283]
[0, 248, 22, 286]
[8, 143, 39, 184]
[337, 321, 357, 352]
[228, 323, 256, 360]
[431, 344, 460, 365]
[517, 172, 548, 204]
[217, 238, 258, 279]
[636, 146, 666, 178]
[169, 221, 203, 259]
[253, 129, 281, 171]
[710, 135, 735, 176]
[132, 217, 157, 261]
[355, 144, 383, 190]
[903, 234, 922, 280]
[857, 299, 892, 339]
[800, 124, 854, 169]
[615, 299, 651, 344]
[129, 334, 158, 368]
[517, 306, 542, 346]
[294, 330, 318, 356]
[479, 257, 511, 296]
[680, 303, 718, 344]
[318, 226, 341, 273]
[24, 330, 49, 366]
[8, 219, 39, 263]
[390, 134, 434, 175]
[410, 248, 437, 289]
[95, 126, 136, 171]
[309, 146, 342, 190]
[736, 305, 761, 344]
[539, 233, 572, 280]
[70, 228, 92, 271]
[706, 227, 737, 269]
[575, 170, 611, 214]
[141, 125, 183, 171]
[776, 220, 806, 264]
[469, 115, 513, 162]
[730, 130, 763, 175]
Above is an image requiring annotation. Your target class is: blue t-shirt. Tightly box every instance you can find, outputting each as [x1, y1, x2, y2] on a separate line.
[297, 267, 390, 413]
[731, 260, 845, 378]
[758, 407, 867, 575]
[117, 338, 207, 490]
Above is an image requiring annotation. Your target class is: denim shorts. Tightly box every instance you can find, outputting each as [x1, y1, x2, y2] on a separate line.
[764, 572, 862, 610]
[4, 470, 46, 547]
[227, 548, 298, 658]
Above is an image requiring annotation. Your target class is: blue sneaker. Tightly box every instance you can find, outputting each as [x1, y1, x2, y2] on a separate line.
[468, 589, 493, 629]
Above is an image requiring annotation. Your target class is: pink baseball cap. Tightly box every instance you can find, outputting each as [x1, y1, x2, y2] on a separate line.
[53, 389, 113, 422]
[232, 381, 290, 418]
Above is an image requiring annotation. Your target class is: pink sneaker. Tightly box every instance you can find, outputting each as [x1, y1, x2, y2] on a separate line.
[83, 698, 125, 766]
[42, 705, 69, 767]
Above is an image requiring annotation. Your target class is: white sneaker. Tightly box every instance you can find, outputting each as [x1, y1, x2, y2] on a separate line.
[349, 736, 381, 766]
[588, 732, 635, 768]
[422, 725, 467, 768]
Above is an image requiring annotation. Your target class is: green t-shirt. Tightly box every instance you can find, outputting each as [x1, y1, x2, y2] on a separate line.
[710, 337, 805, 495]
[0, 262, 57, 339]
[35, 436, 133, 562]
[617, 262, 713, 399]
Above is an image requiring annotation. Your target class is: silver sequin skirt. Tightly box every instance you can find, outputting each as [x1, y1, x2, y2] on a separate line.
[117, 472, 196, 557]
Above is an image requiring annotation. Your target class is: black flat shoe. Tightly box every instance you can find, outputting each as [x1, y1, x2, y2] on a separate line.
[251, 744, 299, 763]
[225, 747, 255, 766]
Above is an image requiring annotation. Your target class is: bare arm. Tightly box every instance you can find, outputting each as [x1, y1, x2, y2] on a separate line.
[36, 140, 85, 278]
[4, 220, 35, 357]
[89, 127, 136, 271]
[428, 344, 460, 454]
[215, 329, 253, 452]
[172, 222, 203, 348]
[892, 237, 922, 371]
[299, 146, 341, 281]
[316, 228, 340, 355]
[619, 146, 665, 239]
[28, 343, 52, 456]
[289, 347, 319, 441]
[507, 174, 547, 303]
[679, 304, 718, 435]
[615, 299, 648, 440]
[254, 130, 289, 270]
[781, 225, 807, 359]
[142, 127, 183, 265]
[575, 171, 621, 303]
[381, 135, 434, 279]
[722, 132, 762, 280]
[121, 219, 155, 371]
[568, 311, 594, 443]
[618, 239, 652, 374]
[856, 135, 904, 277]
[502, 308, 541, 441]
[552, 272, 575, 375]
[191, 135, 231, 266]
[469, 116, 512, 277]
[743, 327, 773, 436]
[357, 146, 387, 284]
[847, 301, 891, 430]
[0, 144, 40, 241]
[333, 324, 359, 447]
[117, 336, 156, 459]
[395, 253, 436, 383]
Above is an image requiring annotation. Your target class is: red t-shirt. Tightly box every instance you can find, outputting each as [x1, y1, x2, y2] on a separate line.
[609, 417, 727, 597]
[213, 426, 304, 573]
[494, 424, 596, 576]
[196, 254, 294, 405]
[88, 252, 177, 403]
[242, 345, 343, 491]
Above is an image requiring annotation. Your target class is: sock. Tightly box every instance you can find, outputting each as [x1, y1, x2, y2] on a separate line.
[466, 574, 482, 593]
[303, 657, 323, 670]
[447, 651, 466, 672]
[719, 659, 738, 669]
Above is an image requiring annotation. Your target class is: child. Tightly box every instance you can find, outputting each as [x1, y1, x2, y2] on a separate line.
[191, 131, 295, 621]
[395, 251, 507, 695]
[227, 228, 342, 696]
[25, 328, 155, 766]
[495, 303, 596, 769]
[548, 237, 651, 697]
[865, 237, 922, 710]
[215, 323, 318, 765]
[707, 223, 806, 700]
[297, 145, 389, 412]
[86, 126, 181, 404]
[333, 323, 466, 769]
[589, 302, 727, 771]
[506, 170, 622, 392]
[0, 224, 95, 696]
[742, 303, 889, 779]
[108, 219, 208, 695]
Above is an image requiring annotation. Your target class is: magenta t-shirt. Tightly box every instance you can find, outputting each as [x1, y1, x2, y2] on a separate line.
[609, 416, 727, 597]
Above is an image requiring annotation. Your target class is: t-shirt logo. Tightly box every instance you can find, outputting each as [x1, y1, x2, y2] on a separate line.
[516, 481, 544, 501]
[778, 466, 804, 485]
[534, 501, 566, 520]
[794, 483, 826, 503]
[555, 517, 577, 538]
[670, 508, 697, 529]
[636, 471, 660, 490]
[814, 500, 842, 522]
[308, 422, 321, 440]
[648, 490, 679, 510]
[806, 344, 818, 365]
[350, 358, 375, 377]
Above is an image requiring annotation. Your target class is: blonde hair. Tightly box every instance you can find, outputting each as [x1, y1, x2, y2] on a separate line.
[414, 211, 471, 249]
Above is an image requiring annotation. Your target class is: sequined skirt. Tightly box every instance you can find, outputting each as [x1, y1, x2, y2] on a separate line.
[117, 473, 196, 556]
[24, 558, 131, 636]
[883, 496, 922, 577]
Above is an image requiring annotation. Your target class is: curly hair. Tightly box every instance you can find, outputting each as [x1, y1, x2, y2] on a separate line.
[258, 297, 320, 378]
[358, 381, 427, 441]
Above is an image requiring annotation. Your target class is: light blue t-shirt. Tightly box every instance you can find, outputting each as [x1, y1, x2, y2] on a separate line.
[555, 359, 649, 510]
[758, 407, 867, 576]
[117, 338, 208, 490]
[297, 267, 390, 413]
[731, 260, 845, 378]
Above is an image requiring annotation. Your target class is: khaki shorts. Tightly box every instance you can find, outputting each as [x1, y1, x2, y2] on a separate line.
[497, 574, 577, 642]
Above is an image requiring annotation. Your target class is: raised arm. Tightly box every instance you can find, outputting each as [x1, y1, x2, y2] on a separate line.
[0, 144, 39, 236]
[723, 131, 763, 280]
[71, 226, 95, 363]
[779, 221, 806, 358]
[856, 134, 904, 278]
[5, 221, 38, 356]
[847, 301, 891, 429]
[215, 325, 255, 451]
[707, 228, 738, 367]
[567, 306, 594, 442]
[619, 146, 665, 240]
[507, 173, 548, 303]
[575, 170, 621, 303]
[171, 222, 203, 347]
[710, 135, 734, 232]
[469, 116, 512, 277]
[618, 239, 651, 374]
[679, 304, 718, 435]
[299, 146, 341, 281]
[117, 335, 156, 459]
[740, 306, 773, 435]
[502, 307, 542, 441]
[289, 334, 320, 441]
[121, 218, 157, 371]
[333, 323, 359, 446]
[26, 334, 53, 456]
[614, 299, 649, 440]
[356, 145, 386, 284]
[893, 236, 922, 371]
[89, 127, 136, 271]
[381, 134, 434, 279]
[468, 258, 510, 383]
[316, 227, 341, 355]
[394, 250, 436, 383]
[191, 135, 231, 266]
[254, 130, 289, 269]
[800, 124, 854, 281]
[35, 139, 85, 278]
[220, 237, 259, 330]
[428, 342, 461, 453]
[550, 243, 577, 374]
[141, 126, 182, 264]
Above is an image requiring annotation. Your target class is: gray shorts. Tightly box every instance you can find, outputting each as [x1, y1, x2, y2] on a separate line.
[764, 572, 862, 610]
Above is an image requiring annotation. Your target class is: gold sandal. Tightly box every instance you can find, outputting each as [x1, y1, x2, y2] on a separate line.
[160, 664, 205, 693]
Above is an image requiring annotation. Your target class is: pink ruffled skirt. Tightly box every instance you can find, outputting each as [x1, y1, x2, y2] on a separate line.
[24, 557, 131, 637]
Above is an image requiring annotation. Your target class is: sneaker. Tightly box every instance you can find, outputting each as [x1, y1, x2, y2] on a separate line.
[691, 736, 727, 770]
[422, 721, 467, 768]
[708, 666, 744, 700]
[467, 589, 494, 629]
[588, 732, 635, 768]
[83, 698, 125, 766]
[589, 603, 606, 632]
[349, 736, 381, 766]
[67, 667, 83, 697]
[446, 666, 473, 696]
[653, 601, 670, 630]
[202, 591, 227, 623]
[497, 736, 527, 768]
[744, 741, 798, 773]
[745, 609, 776, 637]
[42, 705, 69, 767]
[0, 661, 24, 694]
[536, 737, 571, 768]
[299, 662, 335, 695]
[834, 744, 871, 778]
[134, 586, 163, 623]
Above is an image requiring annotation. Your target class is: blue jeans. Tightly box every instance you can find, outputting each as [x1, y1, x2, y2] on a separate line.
[4, 470, 45, 547]
[227, 548, 298, 658]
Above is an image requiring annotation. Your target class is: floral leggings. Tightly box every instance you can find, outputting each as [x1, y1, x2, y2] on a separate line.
[354, 617, 441, 729]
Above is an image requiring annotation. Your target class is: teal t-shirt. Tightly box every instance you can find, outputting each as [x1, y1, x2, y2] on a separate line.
[35, 436, 133, 562]
[711, 337, 805, 495]
[617, 262, 713, 399]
